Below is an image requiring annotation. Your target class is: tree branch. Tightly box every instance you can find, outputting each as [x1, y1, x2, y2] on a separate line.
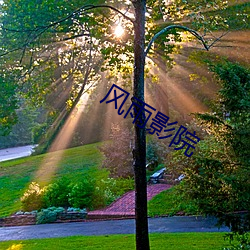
[1, 4, 134, 34]
[205, 30, 230, 49]
[83, 5, 134, 23]
[37, 4, 134, 31]
[0, 4, 134, 57]
[145, 25, 210, 56]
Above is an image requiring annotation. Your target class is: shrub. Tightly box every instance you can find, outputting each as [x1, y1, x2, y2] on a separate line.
[146, 136, 168, 171]
[93, 178, 118, 208]
[21, 182, 45, 211]
[68, 180, 94, 209]
[223, 233, 250, 250]
[93, 177, 134, 209]
[112, 177, 134, 197]
[36, 206, 64, 224]
[43, 177, 71, 208]
[99, 123, 134, 178]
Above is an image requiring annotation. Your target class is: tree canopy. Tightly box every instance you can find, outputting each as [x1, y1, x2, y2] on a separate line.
[1, 0, 248, 135]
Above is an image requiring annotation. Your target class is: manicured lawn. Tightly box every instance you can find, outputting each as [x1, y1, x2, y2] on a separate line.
[148, 186, 199, 217]
[0, 143, 104, 217]
[0, 233, 230, 250]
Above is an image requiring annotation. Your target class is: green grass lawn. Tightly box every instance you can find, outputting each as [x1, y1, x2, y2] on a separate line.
[0, 140, 197, 218]
[0, 233, 230, 250]
[0, 143, 104, 217]
[148, 186, 199, 217]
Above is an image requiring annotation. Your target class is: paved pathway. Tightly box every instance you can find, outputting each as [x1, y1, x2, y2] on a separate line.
[0, 145, 37, 162]
[88, 184, 171, 218]
[0, 216, 230, 241]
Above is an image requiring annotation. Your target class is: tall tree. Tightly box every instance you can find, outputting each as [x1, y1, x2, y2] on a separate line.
[167, 60, 250, 233]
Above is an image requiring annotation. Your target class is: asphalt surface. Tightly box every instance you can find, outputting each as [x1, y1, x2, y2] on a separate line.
[0, 145, 36, 162]
[0, 216, 230, 241]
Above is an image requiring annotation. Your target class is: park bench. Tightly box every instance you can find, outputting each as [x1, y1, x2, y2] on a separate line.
[149, 168, 165, 184]
[175, 174, 185, 182]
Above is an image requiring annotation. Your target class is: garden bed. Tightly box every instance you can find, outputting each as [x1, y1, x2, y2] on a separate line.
[0, 210, 88, 227]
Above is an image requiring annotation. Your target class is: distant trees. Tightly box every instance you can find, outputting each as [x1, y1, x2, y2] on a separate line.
[0, 74, 18, 136]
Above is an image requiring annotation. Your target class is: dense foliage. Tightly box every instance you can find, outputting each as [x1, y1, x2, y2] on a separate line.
[167, 60, 250, 233]
[0, 74, 18, 136]
[0, 0, 248, 141]
[21, 175, 134, 212]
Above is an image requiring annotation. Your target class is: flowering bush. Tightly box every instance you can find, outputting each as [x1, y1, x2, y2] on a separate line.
[21, 182, 45, 211]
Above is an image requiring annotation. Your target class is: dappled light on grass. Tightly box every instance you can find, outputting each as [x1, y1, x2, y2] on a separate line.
[6, 243, 23, 250]
[35, 93, 89, 184]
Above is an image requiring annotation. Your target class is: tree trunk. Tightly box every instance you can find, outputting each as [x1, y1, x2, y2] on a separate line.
[132, 1, 150, 250]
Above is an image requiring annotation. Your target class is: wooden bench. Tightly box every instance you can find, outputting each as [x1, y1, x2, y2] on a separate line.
[149, 168, 165, 184]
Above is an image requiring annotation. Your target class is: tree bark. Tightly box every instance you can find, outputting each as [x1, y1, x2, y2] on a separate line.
[132, 1, 150, 250]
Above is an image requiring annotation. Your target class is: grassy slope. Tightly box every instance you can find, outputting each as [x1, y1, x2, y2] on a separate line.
[0, 141, 185, 218]
[148, 186, 199, 217]
[0, 233, 230, 250]
[0, 143, 104, 217]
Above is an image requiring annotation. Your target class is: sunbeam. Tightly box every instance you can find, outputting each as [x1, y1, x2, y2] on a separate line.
[35, 92, 89, 184]
[146, 56, 209, 121]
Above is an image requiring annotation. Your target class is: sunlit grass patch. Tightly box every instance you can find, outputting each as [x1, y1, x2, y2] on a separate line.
[148, 186, 199, 217]
[0, 143, 103, 217]
[0, 233, 230, 250]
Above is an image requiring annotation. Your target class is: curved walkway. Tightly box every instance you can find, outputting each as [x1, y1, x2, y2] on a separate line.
[0, 145, 37, 162]
[0, 216, 229, 241]
[88, 184, 171, 219]
[0, 184, 230, 241]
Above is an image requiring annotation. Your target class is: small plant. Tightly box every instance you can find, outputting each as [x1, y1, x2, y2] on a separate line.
[21, 182, 45, 211]
[67, 207, 87, 213]
[112, 177, 134, 197]
[93, 177, 134, 209]
[223, 233, 250, 250]
[93, 178, 117, 208]
[36, 206, 64, 224]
